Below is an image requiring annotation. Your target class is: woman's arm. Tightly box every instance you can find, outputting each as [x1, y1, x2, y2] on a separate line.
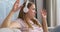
[1, 11, 15, 28]
[42, 17, 48, 32]
[9, 21, 21, 29]
[1, 0, 21, 28]
[41, 9, 48, 32]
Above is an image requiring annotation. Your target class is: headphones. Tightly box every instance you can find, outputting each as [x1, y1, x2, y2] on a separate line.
[23, 1, 29, 13]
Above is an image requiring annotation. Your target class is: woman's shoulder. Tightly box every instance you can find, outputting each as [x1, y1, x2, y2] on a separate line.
[14, 18, 23, 21]
[12, 18, 23, 23]
[9, 18, 23, 28]
[9, 21, 21, 29]
[12, 18, 27, 27]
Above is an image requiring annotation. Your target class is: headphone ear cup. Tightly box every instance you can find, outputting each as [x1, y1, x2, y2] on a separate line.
[23, 7, 28, 13]
[23, 1, 29, 13]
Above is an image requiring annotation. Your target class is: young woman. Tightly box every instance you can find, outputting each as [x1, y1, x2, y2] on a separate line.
[1, 0, 48, 32]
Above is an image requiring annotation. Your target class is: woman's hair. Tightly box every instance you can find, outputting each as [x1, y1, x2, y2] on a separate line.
[18, 2, 41, 28]
[18, 2, 34, 19]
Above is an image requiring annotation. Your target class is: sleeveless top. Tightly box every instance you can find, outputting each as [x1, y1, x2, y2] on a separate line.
[15, 18, 43, 32]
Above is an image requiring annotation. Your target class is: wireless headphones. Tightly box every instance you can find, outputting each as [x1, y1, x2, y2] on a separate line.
[23, 0, 29, 13]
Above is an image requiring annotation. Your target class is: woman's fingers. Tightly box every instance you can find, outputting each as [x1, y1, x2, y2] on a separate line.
[16, 0, 19, 3]
[15, 0, 19, 4]
[12, 0, 20, 12]
[41, 9, 47, 18]
[14, 0, 20, 7]
[41, 9, 47, 15]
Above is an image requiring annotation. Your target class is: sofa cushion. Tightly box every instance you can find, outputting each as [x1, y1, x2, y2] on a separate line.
[0, 28, 21, 32]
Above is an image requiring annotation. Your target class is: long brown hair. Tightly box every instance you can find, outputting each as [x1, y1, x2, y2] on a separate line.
[18, 2, 41, 28]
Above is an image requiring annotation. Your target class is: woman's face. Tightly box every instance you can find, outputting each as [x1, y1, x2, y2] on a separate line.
[27, 4, 36, 19]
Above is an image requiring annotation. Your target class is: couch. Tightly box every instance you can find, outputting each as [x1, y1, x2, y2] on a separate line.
[0, 28, 21, 32]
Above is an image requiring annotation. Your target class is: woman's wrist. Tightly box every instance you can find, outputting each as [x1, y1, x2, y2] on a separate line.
[10, 9, 16, 13]
[42, 16, 47, 20]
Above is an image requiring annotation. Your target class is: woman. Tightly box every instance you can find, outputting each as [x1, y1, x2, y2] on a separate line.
[1, 0, 48, 32]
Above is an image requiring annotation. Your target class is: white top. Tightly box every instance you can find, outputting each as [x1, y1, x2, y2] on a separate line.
[15, 18, 43, 32]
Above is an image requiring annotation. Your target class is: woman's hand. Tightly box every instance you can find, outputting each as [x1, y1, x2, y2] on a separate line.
[41, 9, 48, 32]
[11, 0, 20, 12]
[41, 9, 47, 19]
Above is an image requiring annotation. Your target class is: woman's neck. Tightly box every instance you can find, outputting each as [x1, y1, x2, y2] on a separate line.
[24, 14, 31, 21]
[25, 16, 30, 21]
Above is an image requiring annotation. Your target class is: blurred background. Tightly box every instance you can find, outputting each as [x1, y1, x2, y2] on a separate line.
[0, 0, 60, 31]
